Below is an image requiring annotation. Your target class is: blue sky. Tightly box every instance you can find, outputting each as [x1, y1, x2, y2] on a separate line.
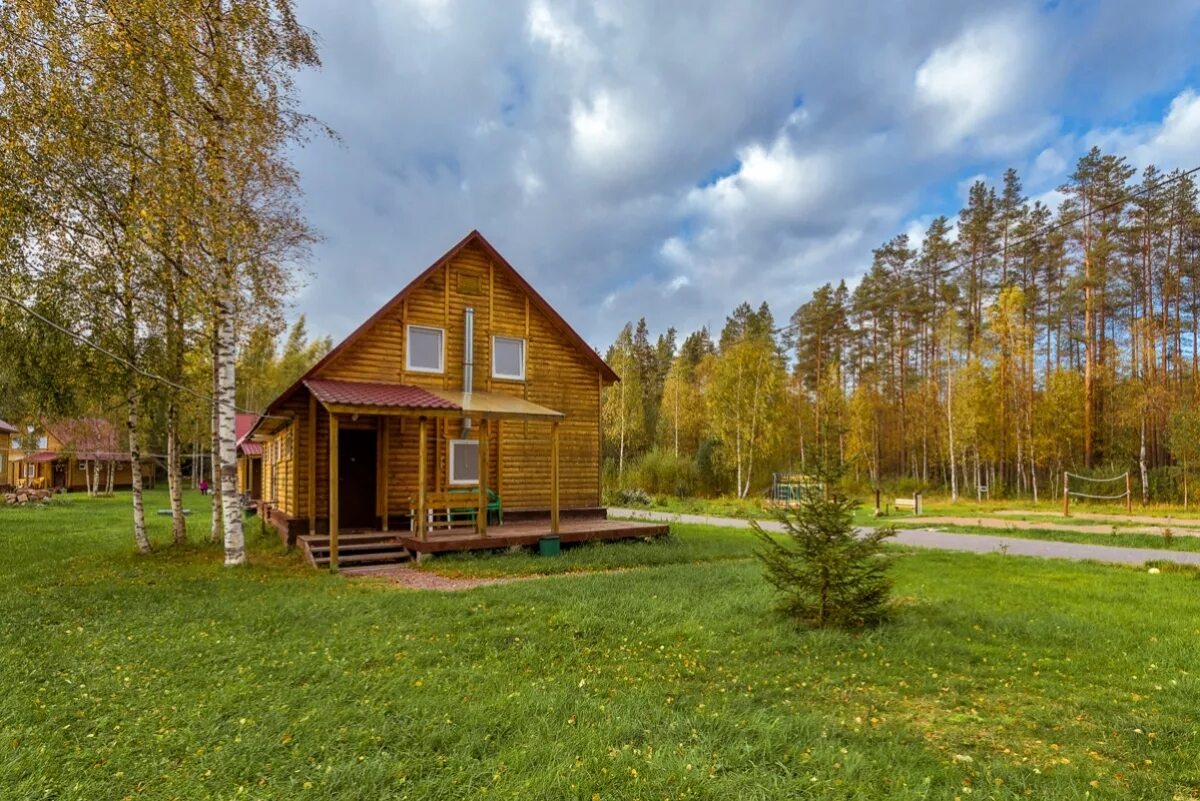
[287, 0, 1200, 349]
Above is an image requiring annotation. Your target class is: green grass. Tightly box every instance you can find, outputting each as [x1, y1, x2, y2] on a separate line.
[4, 490, 1200, 799]
[417, 522, 760, 578]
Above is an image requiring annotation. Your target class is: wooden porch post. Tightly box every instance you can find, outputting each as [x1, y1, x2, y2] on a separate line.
[477, 417, 489, 536]
[417, 416, 428, 541]
[329, 411, 339, 573]
[379, 418, 389, 532]
[550, 419, 560, 534]
[307, 394, 317, 532]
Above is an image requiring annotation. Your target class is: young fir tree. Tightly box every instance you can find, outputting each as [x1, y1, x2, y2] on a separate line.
[752, 474, 895, 629]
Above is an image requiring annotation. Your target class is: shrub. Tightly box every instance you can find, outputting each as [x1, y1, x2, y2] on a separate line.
[613, 487, 651, 506]
[752, 478, 896, 629]
[630, 450, 699, 497]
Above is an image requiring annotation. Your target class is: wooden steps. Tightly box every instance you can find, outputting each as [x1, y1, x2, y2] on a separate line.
[298, 531, 411, 569]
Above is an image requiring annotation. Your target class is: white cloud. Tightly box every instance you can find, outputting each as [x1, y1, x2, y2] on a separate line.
[528, 0, 594, 61]
[1083, 88, 1200, 171]
[287, 0, 1200, 348]
[570, 91, 636, 168]
[914, 15, 1034, 150]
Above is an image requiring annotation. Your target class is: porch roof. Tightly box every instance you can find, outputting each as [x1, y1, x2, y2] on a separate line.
[426, 389, 564, 421]
[300, 378, 563, 421]
[11, 451, 59, 463]
[305, 379, 460, 411]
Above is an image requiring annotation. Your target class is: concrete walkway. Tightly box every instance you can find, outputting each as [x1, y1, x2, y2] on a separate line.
[609, 508, 1200, 568]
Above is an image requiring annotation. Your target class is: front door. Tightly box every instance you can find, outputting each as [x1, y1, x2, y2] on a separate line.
[338, 427, 377, 529]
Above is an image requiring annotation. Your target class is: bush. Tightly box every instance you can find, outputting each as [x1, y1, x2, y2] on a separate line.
[612, 487, 651, 506]
[629, 450, 699, 497]
[752, 479, 895, 629]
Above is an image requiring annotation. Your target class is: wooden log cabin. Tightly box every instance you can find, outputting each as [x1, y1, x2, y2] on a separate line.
[248, 230, 667, 569]
[4, 418, 155, 490]
[235, 413, 263, 501]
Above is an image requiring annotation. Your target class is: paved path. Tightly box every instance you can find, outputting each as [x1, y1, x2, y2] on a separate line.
[609, 508, 1200, 568]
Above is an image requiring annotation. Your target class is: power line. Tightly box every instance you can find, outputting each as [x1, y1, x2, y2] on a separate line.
[0, 289, 285, 420]
[776, 163, 1200, 334]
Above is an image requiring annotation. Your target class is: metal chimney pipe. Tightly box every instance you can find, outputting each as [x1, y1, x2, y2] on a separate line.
[462, 307, 474, 437]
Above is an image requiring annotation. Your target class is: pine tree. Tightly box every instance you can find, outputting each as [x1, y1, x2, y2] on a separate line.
[752, 473, 895, 629]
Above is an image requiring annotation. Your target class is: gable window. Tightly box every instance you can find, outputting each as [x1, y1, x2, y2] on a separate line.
[448, 439, 479, 485]
[492, 335, 525, 381]
[406, 325, 444, 374]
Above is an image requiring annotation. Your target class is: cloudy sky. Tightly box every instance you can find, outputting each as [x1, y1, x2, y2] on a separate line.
[287, 0, 1200, 350]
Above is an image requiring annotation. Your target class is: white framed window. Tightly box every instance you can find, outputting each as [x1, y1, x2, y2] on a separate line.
[406, 325, 444, 374]
[491, 335, 525, 381]
[448, 439, 480, 485]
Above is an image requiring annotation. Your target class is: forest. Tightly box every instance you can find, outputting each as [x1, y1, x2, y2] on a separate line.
[602, 149, 1200, 505]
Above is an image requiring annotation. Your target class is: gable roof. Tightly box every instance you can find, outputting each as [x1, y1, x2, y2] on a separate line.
[260, 230, 618, 421]
[235, 413, 260, 443]
[43, 418, 123, 459]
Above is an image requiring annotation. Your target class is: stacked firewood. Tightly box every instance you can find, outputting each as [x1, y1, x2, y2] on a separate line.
[3, 488, 54, 506]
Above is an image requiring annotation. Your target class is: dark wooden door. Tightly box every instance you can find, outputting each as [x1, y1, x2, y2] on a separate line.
[250, 459, 262, 500]
[338, 428, 377, 530]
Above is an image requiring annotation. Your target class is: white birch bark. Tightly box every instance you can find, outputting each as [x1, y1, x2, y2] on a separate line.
[946, 371, 958, 502]
[168, 401, 187, 544]
[127, 389, 150, 553]
[1139, 416, 1149, 505]
[217, 301, 245, 565]
[210, 332, 224, 544]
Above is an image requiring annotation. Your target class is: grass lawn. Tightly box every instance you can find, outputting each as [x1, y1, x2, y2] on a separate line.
[3, 490, 1200, 799]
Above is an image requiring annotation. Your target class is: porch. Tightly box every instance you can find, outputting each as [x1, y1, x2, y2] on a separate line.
[298, 516, 670, 568]
[254, 378, 646, 570]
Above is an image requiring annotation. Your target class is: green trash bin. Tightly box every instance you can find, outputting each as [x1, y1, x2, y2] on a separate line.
[538, 536, 561, 557]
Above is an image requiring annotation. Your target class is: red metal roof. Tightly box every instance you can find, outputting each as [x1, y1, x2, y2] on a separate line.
[239, 441, 263, 457]
[45, 418, 120, 455]
[303, 379, 461, 410]
[0, 419, 16, 434]
[235, 414, 260, 443]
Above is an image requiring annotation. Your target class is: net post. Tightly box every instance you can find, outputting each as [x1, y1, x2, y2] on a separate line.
[1063, 471, 1070, 517]
[1126, 472, 1132, 512]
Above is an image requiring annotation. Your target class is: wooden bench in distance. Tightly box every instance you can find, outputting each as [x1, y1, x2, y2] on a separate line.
[894, 494, 922, 515]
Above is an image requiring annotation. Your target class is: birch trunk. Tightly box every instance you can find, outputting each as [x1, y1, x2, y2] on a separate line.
[210, 330, 224, 544]
[127, 389, 150, 554]
[217, 301, 245, 565]
[946, 371, 958, 502]
[168, 401, 187, 544]
[1139, 416, 1150, 506]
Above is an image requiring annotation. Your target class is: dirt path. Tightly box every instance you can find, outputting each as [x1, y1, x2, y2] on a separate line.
[993, 509, 1200, 528]
[341, 564, 524, 590]
[902, 516, 1196, 537]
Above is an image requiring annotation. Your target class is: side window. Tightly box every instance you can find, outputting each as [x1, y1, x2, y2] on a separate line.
[406, 325, 445, 374]
[448, 439, 479, 485]
[492, 336, 525, 381]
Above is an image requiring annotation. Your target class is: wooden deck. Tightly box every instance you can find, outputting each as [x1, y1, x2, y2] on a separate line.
[396, 518, 669, 554]
[297, 517, 669, 568]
